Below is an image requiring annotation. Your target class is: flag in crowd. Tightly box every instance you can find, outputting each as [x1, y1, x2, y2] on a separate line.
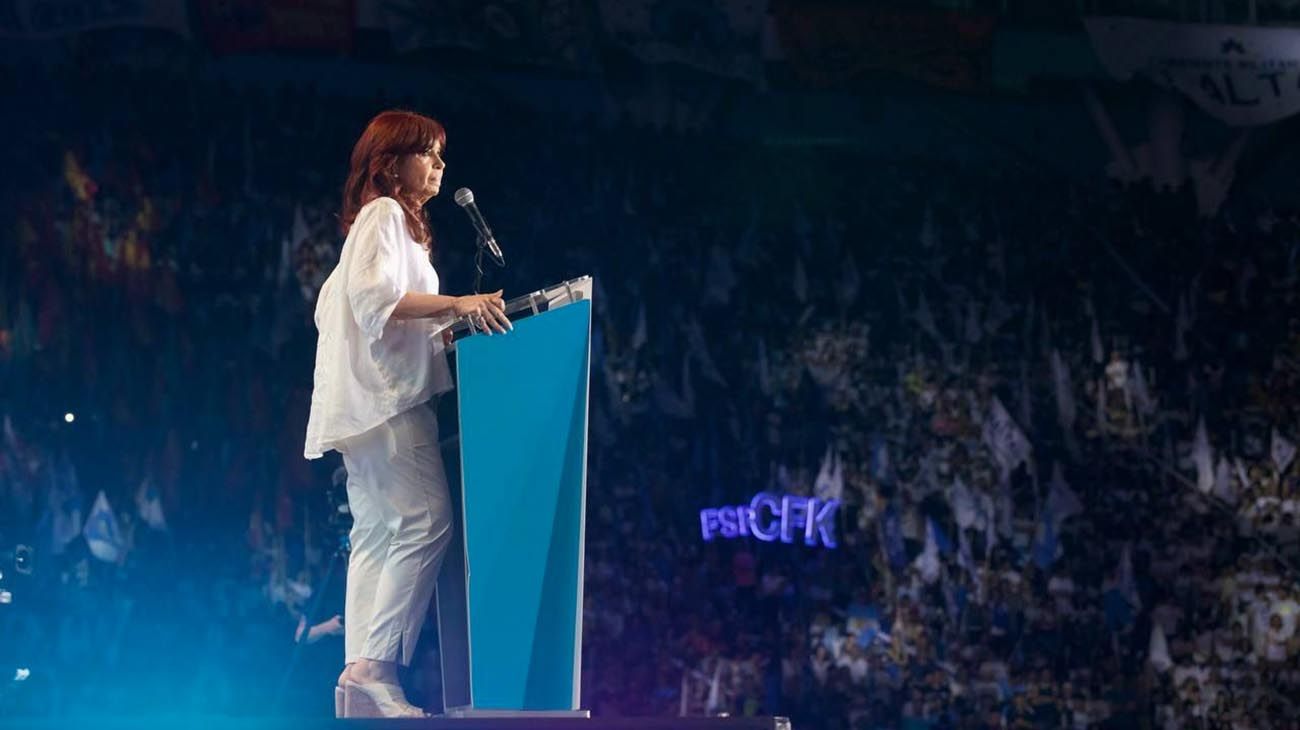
[813, 445, 844, 503]
[983, 396, 1031, 480]
[1193, 417, 1214, 494]
[1271, 427, 1296, 475]
[84, 491, 125, 563]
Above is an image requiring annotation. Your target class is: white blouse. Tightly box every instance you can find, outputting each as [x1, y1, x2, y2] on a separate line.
[304, 197, 454, 459]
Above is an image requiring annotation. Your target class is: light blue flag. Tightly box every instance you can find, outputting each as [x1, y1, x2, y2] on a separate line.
[84, 491, 125, 563]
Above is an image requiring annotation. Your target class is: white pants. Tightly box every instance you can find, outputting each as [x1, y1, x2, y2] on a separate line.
[339, 402, 453, 666]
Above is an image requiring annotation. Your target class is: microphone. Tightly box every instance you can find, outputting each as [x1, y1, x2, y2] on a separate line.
[453, 187, 505, 267]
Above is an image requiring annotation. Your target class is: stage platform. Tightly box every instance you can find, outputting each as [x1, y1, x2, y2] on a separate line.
[1, 716, 792, 730]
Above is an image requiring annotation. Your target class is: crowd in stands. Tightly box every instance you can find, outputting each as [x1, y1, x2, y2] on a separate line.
[2, 59, 1300, 729]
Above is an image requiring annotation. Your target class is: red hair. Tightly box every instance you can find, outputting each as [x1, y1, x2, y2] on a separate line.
[340, 109, 447, 249]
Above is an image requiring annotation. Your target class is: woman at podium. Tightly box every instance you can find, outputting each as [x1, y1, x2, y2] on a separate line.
[303, 110, 511, 717]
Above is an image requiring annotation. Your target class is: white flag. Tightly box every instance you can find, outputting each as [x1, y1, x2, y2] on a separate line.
[813, 445, 844, 503]
[1085, 17, 1300, 127]
[706, 660, 723, 714]
[1050, 349, 1076, 429]
[1129, 361, 1155, 416]
[1149, 622, 1172, 672]
[1272, 428, 1296, 475]
[1233, 458, 1250, 501]
[135, 478, 168, 532]
[84, 491, 125, 563]
[1193, 417, 1214, 494]
[980, 492, 997, 557]
[914, 520, 941, 584]
[630, 302, 647, 351]
[1214, 456, 1235, 504]
[950, 477, 978, 530]
[982, 396, 1032, 478]
[1045, 463, 1083, 526]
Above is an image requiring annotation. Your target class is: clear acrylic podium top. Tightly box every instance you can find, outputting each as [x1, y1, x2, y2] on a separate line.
[447, 275, 592, 344]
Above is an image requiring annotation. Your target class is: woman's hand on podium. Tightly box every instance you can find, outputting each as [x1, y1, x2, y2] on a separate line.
[454, 290, 511, 334]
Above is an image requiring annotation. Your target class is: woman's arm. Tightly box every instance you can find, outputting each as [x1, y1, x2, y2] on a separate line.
[391, 290, 512, 332]
[390, 292, 460, 321]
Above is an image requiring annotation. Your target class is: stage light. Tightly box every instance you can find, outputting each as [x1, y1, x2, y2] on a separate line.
[0, 590, 11, 604]
[14, 668, 29, 682]
[64, 412, 75, 423]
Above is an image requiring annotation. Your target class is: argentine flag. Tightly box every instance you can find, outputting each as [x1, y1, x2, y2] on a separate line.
[84, 491, 125, 563]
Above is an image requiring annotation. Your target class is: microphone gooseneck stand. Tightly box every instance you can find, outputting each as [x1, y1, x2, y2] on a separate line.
[472, 234, 505, 296]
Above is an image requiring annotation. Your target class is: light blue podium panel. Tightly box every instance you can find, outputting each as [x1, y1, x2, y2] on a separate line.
[443, 298, 591, 713]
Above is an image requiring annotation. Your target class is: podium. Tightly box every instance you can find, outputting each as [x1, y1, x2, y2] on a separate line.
[435, 277, 593, 718]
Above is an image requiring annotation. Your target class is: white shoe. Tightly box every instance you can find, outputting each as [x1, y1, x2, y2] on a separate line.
[343, 680, 427, 718]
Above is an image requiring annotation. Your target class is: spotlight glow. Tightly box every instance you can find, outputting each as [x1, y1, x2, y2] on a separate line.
[0, 590, 10, 604]
[64, 412, 75, 423]
[14, 668, 29, 681]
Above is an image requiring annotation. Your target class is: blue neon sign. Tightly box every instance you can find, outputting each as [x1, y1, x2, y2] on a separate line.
[699, 493, 840, 548]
